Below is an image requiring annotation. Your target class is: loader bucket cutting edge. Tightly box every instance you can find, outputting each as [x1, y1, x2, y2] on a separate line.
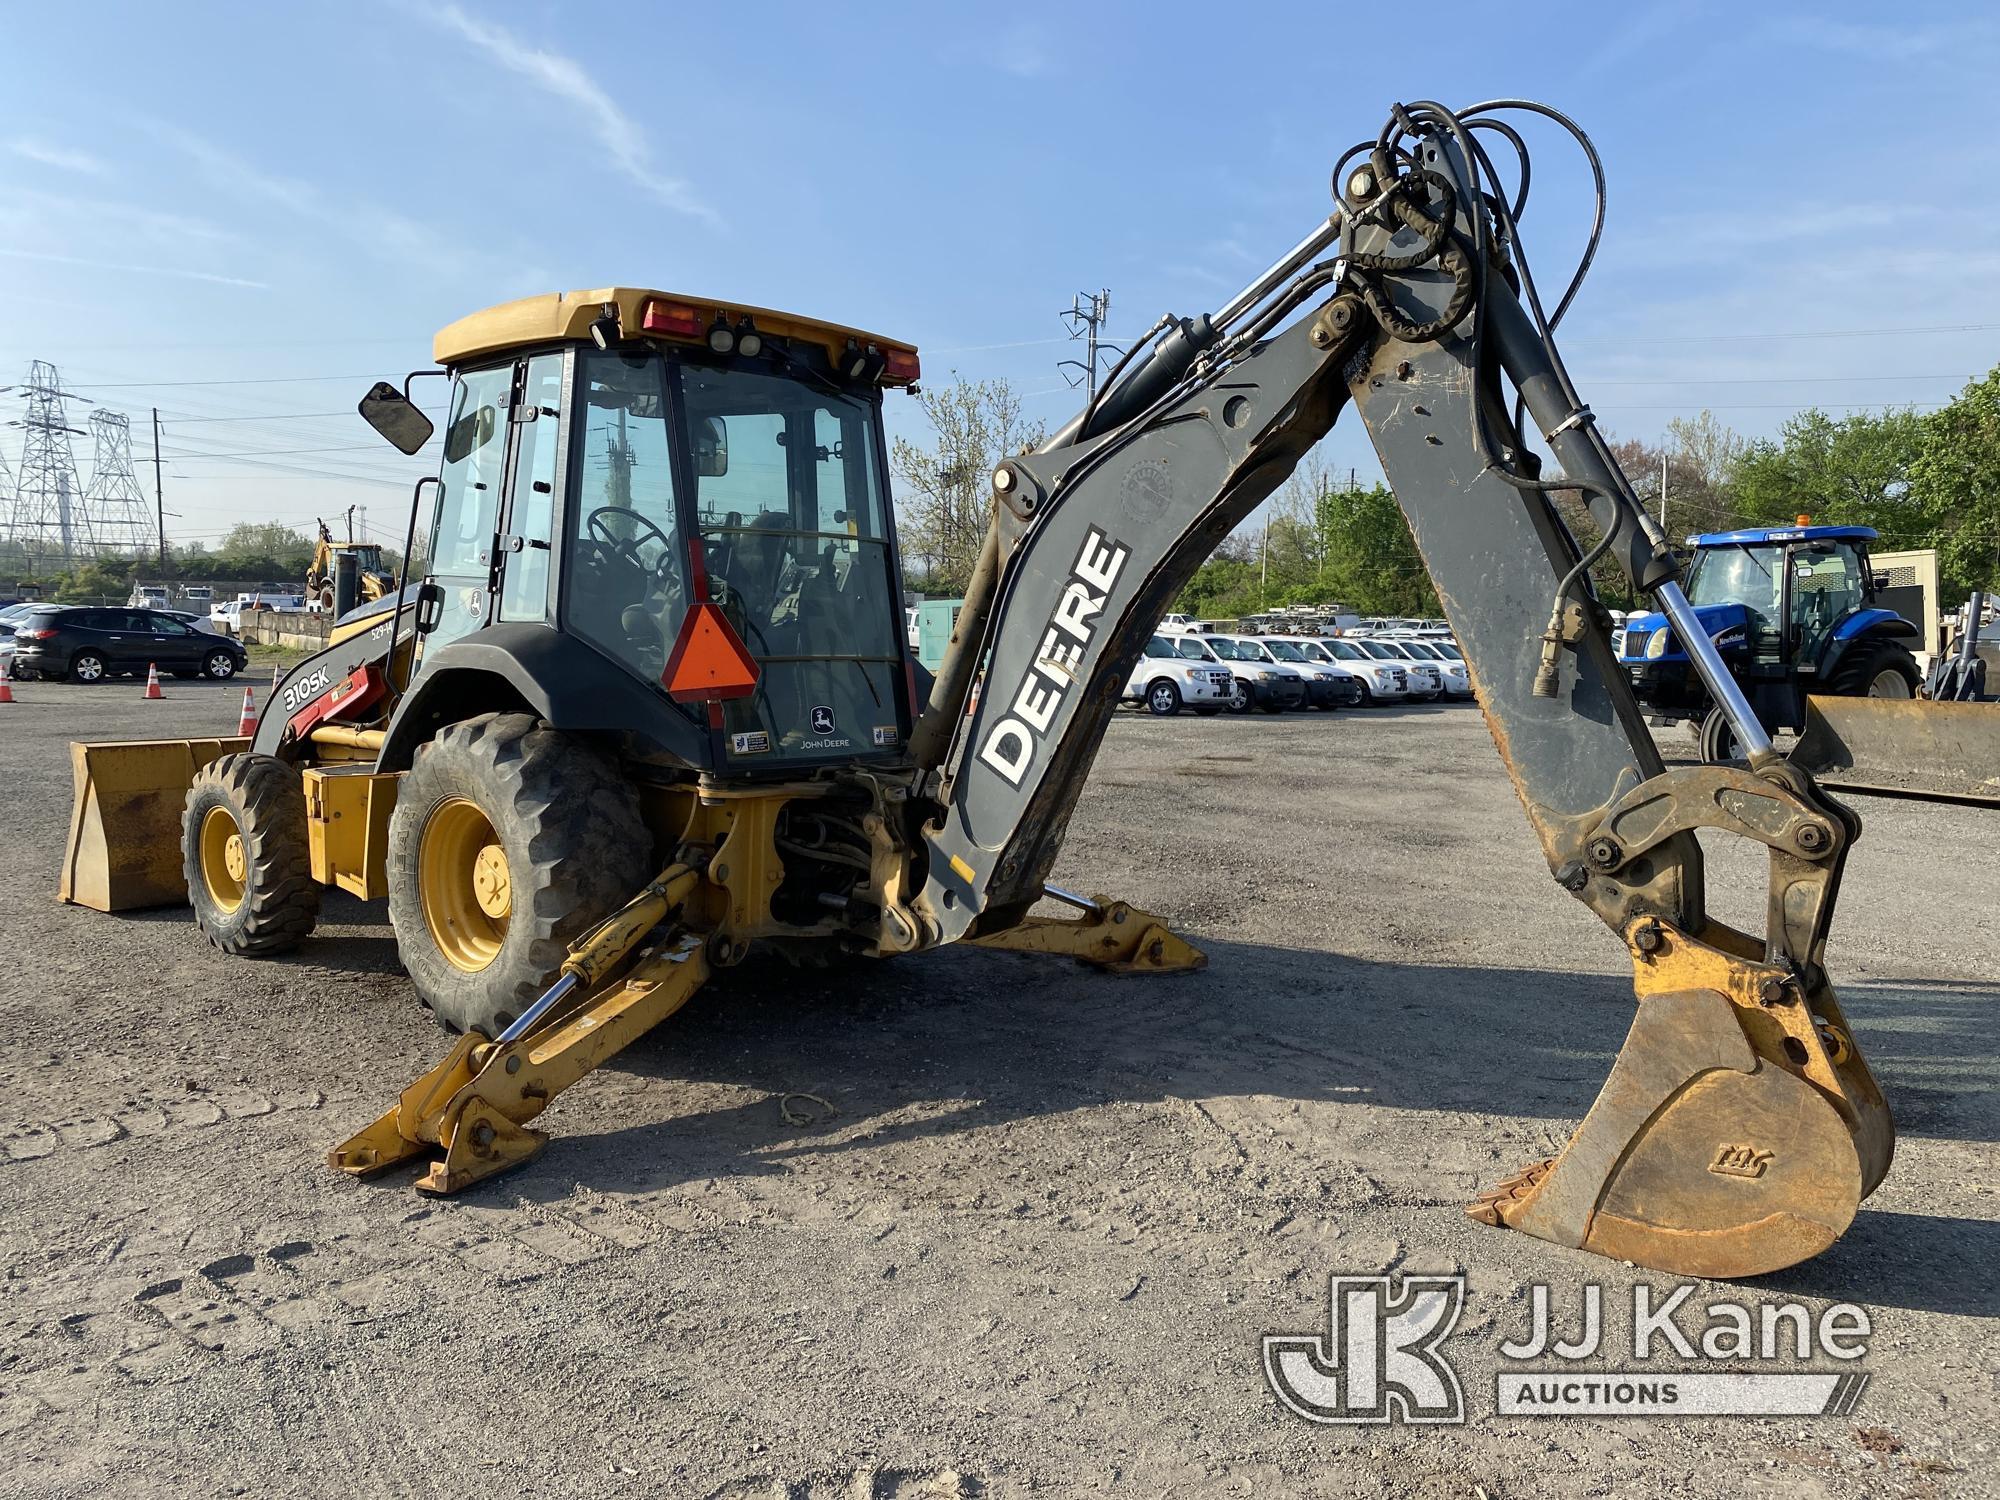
[1469, 967, 1888, 1279]
[1791, 695, 2000, 806]
[59, 738, 250, 911]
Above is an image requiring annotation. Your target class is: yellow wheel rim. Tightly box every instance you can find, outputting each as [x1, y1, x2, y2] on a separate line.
[199, 805, 246, 915]
[419, 797, 510, 973]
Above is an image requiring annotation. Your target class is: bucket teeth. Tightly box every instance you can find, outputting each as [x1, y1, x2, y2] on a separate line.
[1466, 1157, 1555, 1227]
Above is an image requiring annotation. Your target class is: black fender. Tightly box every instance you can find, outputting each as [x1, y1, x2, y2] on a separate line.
[376, 625, 703, 772]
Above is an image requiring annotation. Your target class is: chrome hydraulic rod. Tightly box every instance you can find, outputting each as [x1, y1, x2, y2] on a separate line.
[1213, 217, 1343, 330]
[1654, 580, 1777, 764]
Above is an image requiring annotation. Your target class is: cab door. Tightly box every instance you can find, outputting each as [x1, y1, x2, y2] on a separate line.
[423, 364, 514, 650]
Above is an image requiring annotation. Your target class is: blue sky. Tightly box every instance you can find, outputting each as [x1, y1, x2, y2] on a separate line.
[4, 1, 1998, 554]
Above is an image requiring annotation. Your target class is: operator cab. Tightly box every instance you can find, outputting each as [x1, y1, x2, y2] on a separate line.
[360, 288, 920, 774]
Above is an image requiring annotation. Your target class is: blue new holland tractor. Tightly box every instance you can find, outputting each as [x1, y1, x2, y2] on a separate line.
[1617, 523, 1922, 763]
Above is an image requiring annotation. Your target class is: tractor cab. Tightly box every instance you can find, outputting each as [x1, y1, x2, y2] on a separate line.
[1619, 523, 1921, 743]
[360, 288, 921, 775]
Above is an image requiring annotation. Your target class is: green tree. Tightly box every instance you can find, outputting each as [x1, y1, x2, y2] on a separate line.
[1910, 366, 2000, 601]
[1731, 407, 1926, 537]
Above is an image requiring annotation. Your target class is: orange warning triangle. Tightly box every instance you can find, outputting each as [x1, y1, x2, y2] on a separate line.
[662, 601, 761, 702]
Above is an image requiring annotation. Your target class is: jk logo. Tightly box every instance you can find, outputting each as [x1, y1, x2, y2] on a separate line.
[1263, 1274, 1467, 1424]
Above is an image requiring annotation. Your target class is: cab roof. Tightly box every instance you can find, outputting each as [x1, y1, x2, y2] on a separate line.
[433, 287, 918, 382]
[1689, 525, 1878, 547]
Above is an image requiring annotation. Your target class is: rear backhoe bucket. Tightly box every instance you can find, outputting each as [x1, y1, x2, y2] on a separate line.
[59, 737, 249, 911]
[1470, 921, 1893, 1279]
[1791, 695, 2000, 806]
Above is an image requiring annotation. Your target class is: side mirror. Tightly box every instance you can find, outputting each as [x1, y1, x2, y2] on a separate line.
[695, 415, 729, 477]
[1872, 572, 1891, 592]
[359, 382, 436, 456]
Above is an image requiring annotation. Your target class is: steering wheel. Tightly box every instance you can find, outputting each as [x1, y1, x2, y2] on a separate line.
[586, 506, 676, 576]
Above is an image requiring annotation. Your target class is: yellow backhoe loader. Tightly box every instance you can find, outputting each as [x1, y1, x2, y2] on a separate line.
[305, 506, 396, 615]
[60, 99, 1951, 1279]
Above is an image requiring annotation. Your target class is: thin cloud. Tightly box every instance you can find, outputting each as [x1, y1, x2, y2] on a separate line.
[426, 3, 715, 225]
[0, 247, 266, 289]
[153, 121, 469, 276]
[7, 137, 110, 176]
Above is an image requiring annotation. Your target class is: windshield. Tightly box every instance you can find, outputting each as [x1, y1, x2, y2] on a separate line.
[1326, 639, 1366, 660]
[1431, 640, 1462, 659]
[563, 348, 903, 764]
[1357, 640, 1397, 659]
[1143, 635, 1175, 658]
[1400, 641, 1440, 660]
[1265, 640, 1307, 662]
[1685, 544, 1783, 631]
[1208, 639, 1247, 661]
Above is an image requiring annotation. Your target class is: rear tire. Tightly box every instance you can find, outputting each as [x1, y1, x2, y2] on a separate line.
[1144, 679, 1182, 716]
[183, 753, 321, 955]
[386, 712, 651, 1035]
[1827, 641, 1920, 700]
[69, 651, 106, 684]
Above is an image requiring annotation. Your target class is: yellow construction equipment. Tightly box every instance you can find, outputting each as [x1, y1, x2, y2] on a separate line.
[60, 98, 1979, 1279]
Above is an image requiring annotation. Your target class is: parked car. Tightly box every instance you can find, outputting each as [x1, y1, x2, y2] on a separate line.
[9, 605, 249, 683]
[1123, 634, 1234, 716]
[1385, 636, 1472, 698]
[1157, 612, 1210, 634]
[1351, 637, 1443, 700]
[1308, 636, 1410, 704]
[1258, 637, 1363, 709]
[210, 593, 306, 635]
[1202, 634, 1309, 713]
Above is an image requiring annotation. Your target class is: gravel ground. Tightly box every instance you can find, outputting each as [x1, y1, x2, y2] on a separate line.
[0, 674, 1993, 1499]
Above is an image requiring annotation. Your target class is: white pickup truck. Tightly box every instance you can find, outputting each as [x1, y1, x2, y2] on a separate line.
[1123, 634, 1234, 716]
[1157, 613, 1210, 635]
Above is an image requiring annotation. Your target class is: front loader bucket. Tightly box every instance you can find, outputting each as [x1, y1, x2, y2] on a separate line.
[1471, 924, 1893, 1279]
[1791, 695, 2000, 806]
[59, 738, 248, 911]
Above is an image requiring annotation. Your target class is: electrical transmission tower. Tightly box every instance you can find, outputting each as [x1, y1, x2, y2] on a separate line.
[1059, 289, 1119, 396]
[6, 360, 92, 569]
[81, 409, 160, 561]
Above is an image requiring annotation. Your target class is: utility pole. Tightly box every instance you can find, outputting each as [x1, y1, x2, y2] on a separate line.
[1660, 449, 1669, 535]
[1058, 289, 1118, 396]
[152, 408, 167, 573]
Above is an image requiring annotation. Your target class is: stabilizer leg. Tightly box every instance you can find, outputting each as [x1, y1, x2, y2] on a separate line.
[970, 887, 1206, 973]
[330, 935, 711, 1194]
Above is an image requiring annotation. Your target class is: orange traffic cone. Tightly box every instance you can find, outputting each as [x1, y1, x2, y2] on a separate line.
[0, 659, 14, 704]
[236, 685, 259, 736]
[143, 662, 163, 700]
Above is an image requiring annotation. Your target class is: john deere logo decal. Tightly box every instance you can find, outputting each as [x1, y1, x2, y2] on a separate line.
[811, 705, 836, 734]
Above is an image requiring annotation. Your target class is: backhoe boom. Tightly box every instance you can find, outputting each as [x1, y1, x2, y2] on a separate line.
[907, 101, 1893, 1277]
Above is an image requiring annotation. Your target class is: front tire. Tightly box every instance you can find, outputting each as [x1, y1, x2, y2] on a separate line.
[1697, 705, 1748, 767]
[202, 649, 238, 680]
[386, 712, 651, 1035]
[1144, 679, 1183, 716]
[183, 754, 321, 955]
[1225, 678, 1253, 714]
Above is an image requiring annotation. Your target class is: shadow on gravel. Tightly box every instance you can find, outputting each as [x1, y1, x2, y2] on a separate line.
[497, 935, 1995, 1310]
[1748, 1209, 2000, 1317]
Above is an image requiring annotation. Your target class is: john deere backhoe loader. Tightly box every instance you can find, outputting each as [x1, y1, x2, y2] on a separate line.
[61, 99, 1908, 1279]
